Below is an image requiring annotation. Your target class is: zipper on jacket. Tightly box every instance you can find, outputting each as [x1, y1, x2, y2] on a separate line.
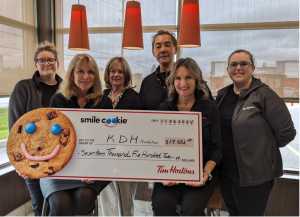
[217, 86, 244, 186]
[231, 98, 244, 186]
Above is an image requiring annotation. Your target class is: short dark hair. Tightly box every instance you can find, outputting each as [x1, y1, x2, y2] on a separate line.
[228, 49, 255, 65]
[34, 41, 58, 63]
[152, 30, 177, 49]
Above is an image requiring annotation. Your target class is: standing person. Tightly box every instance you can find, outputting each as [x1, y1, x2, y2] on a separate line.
[8, 41, 62, 216]
[139, 30, 213, 110]
[100, 57, 143, 216]
[152, 58, 222, 216]
[40, 53, 113, 216]
[216, 49, 296, 216]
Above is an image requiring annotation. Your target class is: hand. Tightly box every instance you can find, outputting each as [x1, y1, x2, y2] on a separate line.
[16, 170, 29, 179]
[185, 182, 202, 187]
[81, 179, 95, 184]
[185, 172, 209, 187]
[162, 181, 179, 186]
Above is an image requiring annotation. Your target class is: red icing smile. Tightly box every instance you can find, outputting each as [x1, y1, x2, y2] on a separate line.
[105, 123, 118, 128]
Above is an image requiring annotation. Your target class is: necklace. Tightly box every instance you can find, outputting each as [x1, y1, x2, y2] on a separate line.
[108, 89, 125, 109]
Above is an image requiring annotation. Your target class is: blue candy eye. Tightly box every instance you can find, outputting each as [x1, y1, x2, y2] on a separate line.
[50, 124, 62, 135]
[112, 118, 117, 124]
[106, 119, 111, 124]
[25, 123, 36, 134]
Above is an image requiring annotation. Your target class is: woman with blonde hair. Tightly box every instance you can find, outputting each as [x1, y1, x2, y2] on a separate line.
[9, 41, 62, 216]
[40, 53, 112, 216]
[152, 58, 222, 216]
[103, 56, 143, 109]
[100, 57, 142, 216]
[51, 53, 110, 109]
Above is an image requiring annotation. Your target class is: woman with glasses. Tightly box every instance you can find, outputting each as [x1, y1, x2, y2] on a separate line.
[100, 57, 142, 216]
[216, 49, 296, 215]
[39, 53, 112, 216]
[152, 58, 222, 216]
[9, 41, 62, 216]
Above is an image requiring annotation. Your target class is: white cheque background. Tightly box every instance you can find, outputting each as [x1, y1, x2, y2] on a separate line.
[51, 109, 203, 183]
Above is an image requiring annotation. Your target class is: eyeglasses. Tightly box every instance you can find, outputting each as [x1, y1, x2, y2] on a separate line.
[228, 61, 252, 69]
[36, 58, 57, 65]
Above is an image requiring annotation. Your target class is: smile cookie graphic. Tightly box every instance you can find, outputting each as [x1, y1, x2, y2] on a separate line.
[7, 108, 76, 178]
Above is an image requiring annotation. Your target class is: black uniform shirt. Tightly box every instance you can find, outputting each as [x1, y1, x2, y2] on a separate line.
[40, 82, 59, 107]
[218, 86, 240, 180]
[50, 93, 113, 109]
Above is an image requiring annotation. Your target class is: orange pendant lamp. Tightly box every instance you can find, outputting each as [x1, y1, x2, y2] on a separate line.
[122, 1, 144, 50]
[68, 4, 90, 50]
[178, 0, 201, 47]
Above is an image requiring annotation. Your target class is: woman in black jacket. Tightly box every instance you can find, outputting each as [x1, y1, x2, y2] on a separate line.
[216, 49, 296, 216]
[40, 53, 112, 216]
[152, 58, 222, 216]
[103, 57, 143, 110]
[100, 57, 142, 216]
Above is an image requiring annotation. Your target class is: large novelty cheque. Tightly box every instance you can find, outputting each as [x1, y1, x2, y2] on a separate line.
[52, 109, 203, 183]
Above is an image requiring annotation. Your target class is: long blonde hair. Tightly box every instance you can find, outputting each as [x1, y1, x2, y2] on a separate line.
[104, 57, 133, 89]
[57, 54, 103, 107]
[166, 58, 209, 102]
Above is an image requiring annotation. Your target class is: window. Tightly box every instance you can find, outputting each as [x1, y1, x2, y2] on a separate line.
[285, 62, 299, 78]
[281, 103, 299, 170]
[182, 29, 299, 97]
[0, 0, 297, 169]
[200, 0, 298, 24]
[55, 0, 299, 171]
[212, 62, 227, 77]
[0, 0, 36, 95]
[0, 97, 9, 165]
[181, 0, 299, 170]
[60, 0, 176, 28]
[55, 0, 177, 81]
[0, 0, 35, 165]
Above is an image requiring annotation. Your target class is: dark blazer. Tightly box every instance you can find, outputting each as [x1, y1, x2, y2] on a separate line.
[139, 71, 168, 110]
[139, 66, 215, 110]
[216, 77, 296, 186]
[158, 96, 222, 167]
[103, 88, 143, 110]
[50, 93, 113, 109]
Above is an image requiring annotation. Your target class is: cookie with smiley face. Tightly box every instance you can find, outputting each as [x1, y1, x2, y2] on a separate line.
[7, 108, 76, 178]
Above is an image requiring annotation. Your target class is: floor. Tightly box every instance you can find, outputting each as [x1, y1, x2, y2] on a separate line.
[7, 198, 229, 216]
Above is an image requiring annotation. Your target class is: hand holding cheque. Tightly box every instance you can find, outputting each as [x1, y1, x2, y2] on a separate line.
[51, 109, 204, 184]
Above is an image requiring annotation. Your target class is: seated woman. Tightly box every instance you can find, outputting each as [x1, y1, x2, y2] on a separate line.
[40, 53, 112, 216]
[152, 58, 222, 216]
[100, 57, 143, 216]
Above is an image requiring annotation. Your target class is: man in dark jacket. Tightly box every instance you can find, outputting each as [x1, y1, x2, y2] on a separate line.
[139, 30, 178, 110]
[139, 30, 213, 110]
